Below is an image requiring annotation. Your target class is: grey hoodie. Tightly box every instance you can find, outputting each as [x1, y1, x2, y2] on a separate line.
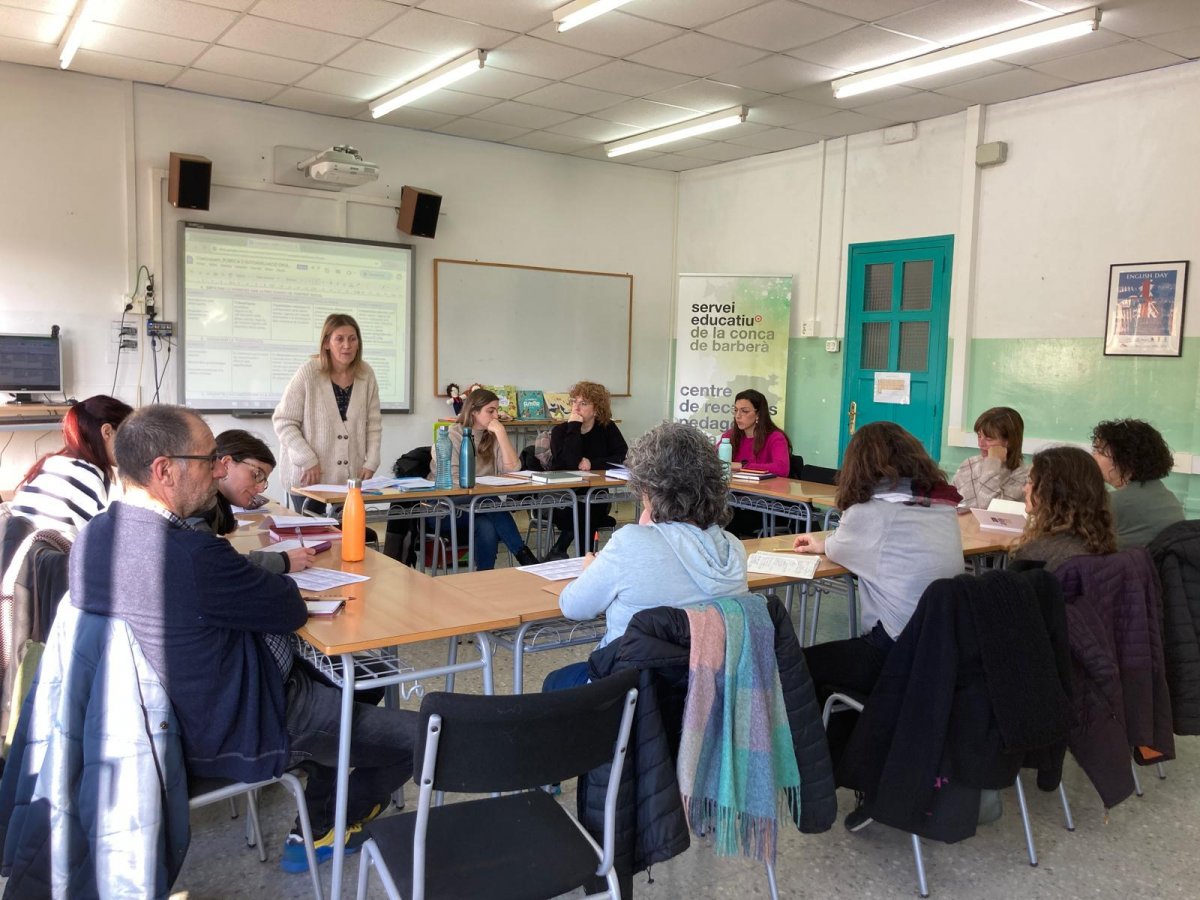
[560, 520, 748, 648]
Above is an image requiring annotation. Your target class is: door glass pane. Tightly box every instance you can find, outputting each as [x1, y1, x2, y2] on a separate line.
[863, 263, 892, 311]
[861, 322, 889, 369]
[901, 260, 933, 311]
[899, 321, 929, 372]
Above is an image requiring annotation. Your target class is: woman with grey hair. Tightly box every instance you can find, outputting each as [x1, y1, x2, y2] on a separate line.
[544, 422, 748, 691]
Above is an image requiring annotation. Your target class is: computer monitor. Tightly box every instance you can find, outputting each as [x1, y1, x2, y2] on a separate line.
[0, 332, 63, 404]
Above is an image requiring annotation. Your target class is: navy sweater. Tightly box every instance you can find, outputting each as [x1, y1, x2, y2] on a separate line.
[70, 502, 308, 782]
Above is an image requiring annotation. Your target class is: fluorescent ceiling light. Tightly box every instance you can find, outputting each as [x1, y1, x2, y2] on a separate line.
[553, 0, 635, 32]
[832, 7, 1100, 99]
[58, 0, 100, 70]
[369, 50, 486, 119]
[605, 107, 749, 158]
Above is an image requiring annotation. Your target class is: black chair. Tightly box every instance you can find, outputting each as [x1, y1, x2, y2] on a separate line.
[799, 463, 839, 485]
[355, 670, 639, 900]
[787, 454, 805, 480]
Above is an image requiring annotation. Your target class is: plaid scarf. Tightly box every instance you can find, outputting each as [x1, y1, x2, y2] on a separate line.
[676, 595, 801, 864]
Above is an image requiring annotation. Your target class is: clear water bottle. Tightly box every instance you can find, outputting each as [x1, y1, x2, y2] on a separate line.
[717, 436, 733, 482]
[459, 426, 476, 489]
[435, 425, 453, 490]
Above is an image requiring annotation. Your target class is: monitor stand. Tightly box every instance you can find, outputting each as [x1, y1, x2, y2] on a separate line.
[6, 393, 37, 405]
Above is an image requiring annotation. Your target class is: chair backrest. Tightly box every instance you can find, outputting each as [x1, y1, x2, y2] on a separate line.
[800, 464, 838, 485]
[417, 668, 639, 794]
[393, 446, 432, 479]
[787, 454, 805, 480]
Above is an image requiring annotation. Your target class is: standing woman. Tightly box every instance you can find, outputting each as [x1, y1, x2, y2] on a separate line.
[273, 314, 381, 510]
[10, 394, 133, 538]
[952, 406, 1029, 509]
[1090, 418, 1183, 548]
[543, 380, 627, 560]
[1009, 446, 1116, 572]
[430, 389, 538, 569]
[720, 389, 791, 476]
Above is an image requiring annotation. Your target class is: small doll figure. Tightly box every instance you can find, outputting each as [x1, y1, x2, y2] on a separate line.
[446, 383, 463, 415]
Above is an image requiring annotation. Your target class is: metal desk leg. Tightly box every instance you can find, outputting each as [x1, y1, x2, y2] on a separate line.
[846, 575, 859, 639]
[445, 636, 459, 692]
[510, 621, 534, 694]
[329, 652, 357, 900]
[796, 583, 810, 646]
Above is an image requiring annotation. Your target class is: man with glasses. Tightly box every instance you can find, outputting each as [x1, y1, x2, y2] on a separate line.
[70, 404, 416, 874]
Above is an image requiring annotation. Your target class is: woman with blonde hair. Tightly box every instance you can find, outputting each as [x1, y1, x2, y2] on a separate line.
[273, 313, 381, 510]
[543, 380, 627, 560]
[1010, 445, 1117, 571]
[430, 388, 538, 569]
[953, 406, 1029, 509]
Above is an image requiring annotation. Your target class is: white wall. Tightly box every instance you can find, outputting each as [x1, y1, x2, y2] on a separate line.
[0, 62, 679, 490]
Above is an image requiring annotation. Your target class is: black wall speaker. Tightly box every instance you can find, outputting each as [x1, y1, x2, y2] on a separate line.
[169, 152, 212, 211]
[397, 186, 442, 238]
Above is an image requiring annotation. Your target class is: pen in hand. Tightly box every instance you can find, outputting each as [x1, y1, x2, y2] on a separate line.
[295, 527, 305, 549]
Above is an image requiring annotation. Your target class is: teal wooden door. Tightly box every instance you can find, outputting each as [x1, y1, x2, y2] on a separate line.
[838, 236, 954, 461]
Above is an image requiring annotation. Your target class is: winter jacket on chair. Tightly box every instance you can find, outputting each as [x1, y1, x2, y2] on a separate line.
[1055, 549, 1175, 808]
[583, 594, 836, 889]
[837, 567, 1072, 843]
[0, 602, 190, 899]
[1149, 520, 1200, 734]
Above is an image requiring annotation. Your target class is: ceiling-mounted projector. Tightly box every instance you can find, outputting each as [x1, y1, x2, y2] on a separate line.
[298, 145, 379, 187]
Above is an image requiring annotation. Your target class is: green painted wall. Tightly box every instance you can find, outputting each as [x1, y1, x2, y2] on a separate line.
[776, 336, 1199, 517]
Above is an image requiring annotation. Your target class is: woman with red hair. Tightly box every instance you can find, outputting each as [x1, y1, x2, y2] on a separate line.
[10, 394, 133, 538]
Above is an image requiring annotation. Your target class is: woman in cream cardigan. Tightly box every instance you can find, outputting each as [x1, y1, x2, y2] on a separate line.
[273, 313, 381, 508]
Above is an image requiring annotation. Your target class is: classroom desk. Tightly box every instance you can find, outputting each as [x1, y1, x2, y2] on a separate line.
[727, 478, 839, 533]
[229, 531, 516, 899]
[295, 475, 634, 571]
[0, 403, 70, 431]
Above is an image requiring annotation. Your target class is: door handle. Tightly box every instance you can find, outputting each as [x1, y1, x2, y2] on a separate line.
[848, 401, 857, 436]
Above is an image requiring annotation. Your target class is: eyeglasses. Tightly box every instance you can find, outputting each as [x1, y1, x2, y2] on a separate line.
[166, 451, 220, 466]
[570, 398, 593, 407]
[239, 460, 269, 485]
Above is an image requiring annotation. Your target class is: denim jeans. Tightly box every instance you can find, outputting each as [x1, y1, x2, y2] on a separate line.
[284, 664, 418, 834]
[438, 510, 524, 570]
[542, 660, 591, 692]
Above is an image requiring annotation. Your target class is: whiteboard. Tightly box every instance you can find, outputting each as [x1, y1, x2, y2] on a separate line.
[179, 223, 414, 413]
[434, 259, 632, 396]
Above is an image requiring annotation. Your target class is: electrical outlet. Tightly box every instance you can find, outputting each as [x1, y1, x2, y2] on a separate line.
[146, 320, 174, 338]
[825, 339, 841, 353]
[120, 293, 145, 315]
[799, 320, 816, 337]
[109, 320, 139, 365]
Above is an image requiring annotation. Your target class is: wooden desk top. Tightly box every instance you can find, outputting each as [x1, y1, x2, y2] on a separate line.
[0, 403, 70, 425]
[229, 531, 519, 655]
[729, 477, 838, 506]
[296, 474, 632, 506]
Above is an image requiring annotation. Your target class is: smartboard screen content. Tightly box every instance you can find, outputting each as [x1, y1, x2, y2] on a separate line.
[180, 223, 414, 413]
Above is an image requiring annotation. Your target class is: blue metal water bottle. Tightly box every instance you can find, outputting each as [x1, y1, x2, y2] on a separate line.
[435, 425, 453, 490]
[459, 426, 476, 488]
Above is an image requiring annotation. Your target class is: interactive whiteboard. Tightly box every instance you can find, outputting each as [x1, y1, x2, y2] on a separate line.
[179, 223, 414, 413]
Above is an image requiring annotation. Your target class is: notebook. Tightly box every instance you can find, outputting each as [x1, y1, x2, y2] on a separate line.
[969, 498, 1028, 533]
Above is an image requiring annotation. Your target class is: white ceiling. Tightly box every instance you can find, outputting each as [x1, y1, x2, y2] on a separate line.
[2, 0, 1198, 170]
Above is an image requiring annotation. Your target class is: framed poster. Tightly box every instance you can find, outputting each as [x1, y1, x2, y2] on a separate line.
[1104, 261, 1189, 357]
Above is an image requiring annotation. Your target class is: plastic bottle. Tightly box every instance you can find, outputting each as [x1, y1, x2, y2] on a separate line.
[434, 425, 453, 490]
[717, 437, 733, 482]
[342, 477, 366, 562]
[459, 425, 476, 489]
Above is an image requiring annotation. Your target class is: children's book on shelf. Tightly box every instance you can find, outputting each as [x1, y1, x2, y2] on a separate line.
[517, 390, 546, 419]
[543, 392, 572, 420]
[483, 384, 519, 419]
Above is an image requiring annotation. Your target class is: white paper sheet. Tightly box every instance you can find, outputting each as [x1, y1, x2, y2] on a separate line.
[287, 567, 371, 591]
[266, 514, 340, 528]
[517, 556, 589, 581]
[746, 551, 820, 579]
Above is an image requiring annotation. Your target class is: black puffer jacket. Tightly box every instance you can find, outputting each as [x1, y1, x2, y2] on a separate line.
[1056, 548, 1175, 808]
[1150, 520, 1200, 734]
[582, 594, 836, 889]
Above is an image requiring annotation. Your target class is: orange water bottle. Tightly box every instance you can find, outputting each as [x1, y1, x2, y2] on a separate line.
[342, 477, 366, 562]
